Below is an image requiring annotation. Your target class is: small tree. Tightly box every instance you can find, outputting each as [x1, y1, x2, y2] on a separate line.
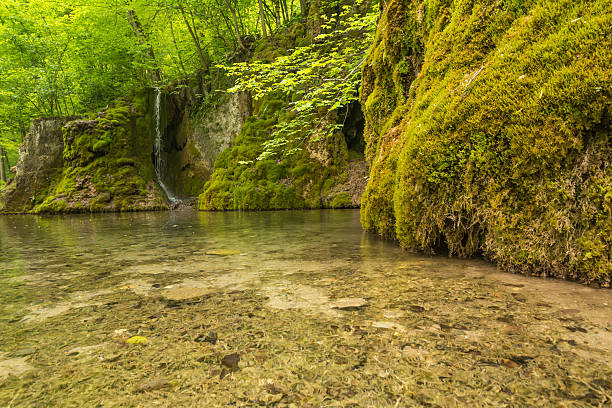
[222, 0, 377, 160]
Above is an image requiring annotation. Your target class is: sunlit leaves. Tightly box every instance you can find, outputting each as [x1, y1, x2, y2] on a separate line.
[222, 5, 377, 159]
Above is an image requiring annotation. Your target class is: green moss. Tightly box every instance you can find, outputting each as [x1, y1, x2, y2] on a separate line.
[360, 0, 611, 284]
[198, 94, 354, 211]
[330, 193, 352, 208]
[34, 98, 167, 214]
[117, 157, 135, 167]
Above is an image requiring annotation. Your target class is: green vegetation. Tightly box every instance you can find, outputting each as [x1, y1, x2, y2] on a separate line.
[198, 96, 354, 210]
[0, 0, 370, 213]
[0, 0, 308, 167]
[223, 1, 376, 159]
[198, 0, 375, 210]
[360, 0, 611, 284]
[35, 97, 167, 213]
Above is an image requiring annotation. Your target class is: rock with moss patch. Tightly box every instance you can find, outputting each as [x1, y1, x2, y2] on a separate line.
[359, 0, 611, 285]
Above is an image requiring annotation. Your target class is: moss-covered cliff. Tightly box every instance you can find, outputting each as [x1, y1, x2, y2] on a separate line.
[198, 97, 367, 210]
[197, 13, 370, 211]
[0, 117, 77, 213]
[360, 0, 611, 284]
[0, 97, 168, 214]
[159, 71, 252, 199]
[35, 98, 167, 213]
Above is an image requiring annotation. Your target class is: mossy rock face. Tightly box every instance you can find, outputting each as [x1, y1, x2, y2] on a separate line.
[198, 97, 365, 211]
[360, 0, 611, 285]
[34, 98, 167, 213]
[0, 117, 76, 213]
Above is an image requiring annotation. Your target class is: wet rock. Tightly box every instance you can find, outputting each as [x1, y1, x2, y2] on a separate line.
[65, 344, 105, 356]
[103, 354, 122, 363]
[330, 297, 367, 311]
[371, 321, 406, 331]
[221, 352, 240, 369]
[11, 348, 36, 357]
[0, 357, 34, 378]
[195, 332, 218, 345]
[136, 378, 170, 392]
[565, 326, 587, 333]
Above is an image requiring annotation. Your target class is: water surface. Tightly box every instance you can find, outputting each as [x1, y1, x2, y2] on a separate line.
[1, 210, 610, 406]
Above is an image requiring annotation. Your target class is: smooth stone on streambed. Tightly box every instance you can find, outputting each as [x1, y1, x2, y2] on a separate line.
[330, 298, 367, 311]
[65, 344, 106, 356]
[0, 357, 34, 378]
[195, 332, 218, 345]
[221, 352, 240, 369]
[205, 249, 243, 256]
[11, 348, 37, 357]
[136, 378, 171, 392]
[370, 321, 406, 331]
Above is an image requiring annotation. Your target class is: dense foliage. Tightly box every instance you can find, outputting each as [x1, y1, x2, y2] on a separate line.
[223, 0, 376, 159]
[198, 0, 375, 210]
[0, 0, 304, 175]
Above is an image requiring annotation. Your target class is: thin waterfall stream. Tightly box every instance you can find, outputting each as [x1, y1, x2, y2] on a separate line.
[153, 87, 180, 204]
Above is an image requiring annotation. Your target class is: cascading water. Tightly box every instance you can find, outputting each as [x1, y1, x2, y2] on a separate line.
[153, 88, 180, 204]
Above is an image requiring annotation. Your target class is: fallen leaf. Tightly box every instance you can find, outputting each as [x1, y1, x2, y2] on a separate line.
[126, 336, 148, 345]
[503, 359, 519, 368]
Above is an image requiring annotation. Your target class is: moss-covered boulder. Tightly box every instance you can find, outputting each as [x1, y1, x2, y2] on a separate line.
[360, 0, 610, 285]
[34, 99, 167, 213]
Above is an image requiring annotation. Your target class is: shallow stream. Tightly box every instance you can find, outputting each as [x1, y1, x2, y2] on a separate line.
[0, 210, 610, 406]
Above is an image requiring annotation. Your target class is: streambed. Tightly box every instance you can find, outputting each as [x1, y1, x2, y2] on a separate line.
[0, 210, 610, 406]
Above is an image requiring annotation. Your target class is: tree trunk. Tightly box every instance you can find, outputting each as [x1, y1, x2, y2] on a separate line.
[258, 0, 267, 37]
[0, 145, 6, 182]
[178, 4, 209, 71]
[165, 1, 186, 74]
[300, 0, 309, 16]
[281, 0, 289, 23]
[126, 9, 162, 84]
[274, 0, 281, 27]
[1, 146, 7, 177]
[223, 0, 249, 52]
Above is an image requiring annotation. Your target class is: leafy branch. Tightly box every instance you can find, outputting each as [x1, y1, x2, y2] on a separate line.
[220, 2, 377, 160]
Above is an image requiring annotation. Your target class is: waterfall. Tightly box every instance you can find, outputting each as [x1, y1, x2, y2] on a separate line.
[153, 88, 180, 204]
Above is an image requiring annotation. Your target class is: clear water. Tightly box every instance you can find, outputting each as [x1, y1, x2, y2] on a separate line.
[0, 210, 610, 406]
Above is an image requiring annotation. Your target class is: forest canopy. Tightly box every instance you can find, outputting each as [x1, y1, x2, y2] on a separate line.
[0, 0, 374, 178]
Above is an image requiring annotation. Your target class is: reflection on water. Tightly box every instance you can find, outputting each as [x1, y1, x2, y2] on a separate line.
[0, 210, 610, 406]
